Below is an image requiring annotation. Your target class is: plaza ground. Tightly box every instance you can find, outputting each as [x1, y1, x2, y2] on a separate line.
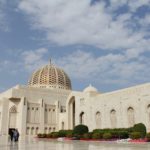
[0, 136, 150, 150]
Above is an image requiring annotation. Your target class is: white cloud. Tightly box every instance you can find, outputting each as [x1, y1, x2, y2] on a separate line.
[22, 48, 48, 71]
[0, 48, 48, 74]
[18, 0, 150, 57]
[0, 0, 150, 91]
[56, 50, 150, 88]
[0, 0, 9, 31]
[0, 48, 149, 91]
[128, 0, 150, 12]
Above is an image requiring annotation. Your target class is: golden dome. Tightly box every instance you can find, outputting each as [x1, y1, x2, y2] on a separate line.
[28, 63, 72, 90]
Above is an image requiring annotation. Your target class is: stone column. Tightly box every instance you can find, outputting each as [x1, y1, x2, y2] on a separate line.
[70, 102, 73, 129]
[55, 101, 59, 131]
[102, 104, 107, 128]
[17, 97, 27, 135]
[66, 103, 69, 129]
[0, 98, 9, 135]
[117, 101, 123, 128]
[39, 99, 45, 133]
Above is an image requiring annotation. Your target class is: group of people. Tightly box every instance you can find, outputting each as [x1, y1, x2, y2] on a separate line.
[9, 129, 20, 142]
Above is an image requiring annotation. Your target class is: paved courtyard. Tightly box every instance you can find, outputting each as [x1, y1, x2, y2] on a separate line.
[0, 136, 150, 150]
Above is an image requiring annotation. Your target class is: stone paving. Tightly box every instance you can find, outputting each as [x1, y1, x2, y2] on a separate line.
[0, 136, 150, 150]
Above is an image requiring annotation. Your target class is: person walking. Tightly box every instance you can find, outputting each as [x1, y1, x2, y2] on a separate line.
[13, 129, 19, 142]
[9, 130, 14, 142]
[16, 129, 20, 142]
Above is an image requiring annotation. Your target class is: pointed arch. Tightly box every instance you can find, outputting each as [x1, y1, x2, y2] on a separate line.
[110, 109, 117, 128]
[68, 96, 75, 129]
[127, 107, 135, 127]
[62, 122, 65, 130]
[80, 112, 85, 125]
[95, 111, 101, 129]
[31, 127, 34, 135]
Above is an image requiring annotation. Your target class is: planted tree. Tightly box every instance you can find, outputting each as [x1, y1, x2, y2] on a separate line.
[132, 123, 146, 138]
[73, 124, 89, 136]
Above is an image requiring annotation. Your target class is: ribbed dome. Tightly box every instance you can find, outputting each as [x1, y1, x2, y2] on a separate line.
[28, 63, 72, 90]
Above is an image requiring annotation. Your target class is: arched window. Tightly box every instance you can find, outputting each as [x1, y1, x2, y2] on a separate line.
[31, 127, 34, 135]
[45, 127, 47, 134]
[45, 106, 48, 124]
[95, 112, 101, 129]
[30, 106, 35, 123]
[26, 127, 30, 135]
[34, 107, 39, 123]
[68, 96, 75, 129]
[127, 107, 135, 127]
[35, 127, 39, 135]
[53, 127, 55, 132]
[62, 122, 64, 130]
[80, 112, 85, 124]
[27, 106, 31, 123]
[110, 109, 117, 128]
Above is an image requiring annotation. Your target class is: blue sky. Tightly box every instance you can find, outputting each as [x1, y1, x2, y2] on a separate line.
[0, 0, 150, 92]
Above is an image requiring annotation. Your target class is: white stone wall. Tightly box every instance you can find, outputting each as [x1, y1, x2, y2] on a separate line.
[0, 83, 150, 135]
[0, 86, 70, 135]
[66, 83, 150, 132]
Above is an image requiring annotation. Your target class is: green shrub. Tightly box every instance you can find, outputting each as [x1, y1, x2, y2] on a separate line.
[66, 130, 73, 138]
[40, 133, 47, 138]
[127, 127, 133, 133]
[58, 130, 67, 137]
[146, 133, 150, 142]
[73, 134, 81, 139]
[93, 129, 102, 133]
[110, 131, 129, 139]
[130, 132, 141, 139]
[118, 131, 129, 139]
[92, 132, 103, 139]
[132, 123, 146, 138]
[73, 124, 89, 136]
[83, 133, 92, 139]
[42, 133, 47, 138]
[47, 133, 52, 138]
[37, 133, 43, 138]
[110, 131, 119, 139]
[92, 128, 130, 139]
[103, 133, 112, 140]
[51, 132, 59, 138]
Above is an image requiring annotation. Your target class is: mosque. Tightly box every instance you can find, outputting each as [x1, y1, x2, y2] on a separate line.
[0, 62, 150, 135]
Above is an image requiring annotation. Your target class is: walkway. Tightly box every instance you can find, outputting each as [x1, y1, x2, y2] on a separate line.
[0, 136, 150, 150]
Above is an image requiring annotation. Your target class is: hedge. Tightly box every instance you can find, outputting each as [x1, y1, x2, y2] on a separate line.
[92, 132, 103, 139]
[130, 132, 141, 139]
[103, 133, 112, 140]
[83, 133, 92, 139]
[146, 133, 150, 142]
